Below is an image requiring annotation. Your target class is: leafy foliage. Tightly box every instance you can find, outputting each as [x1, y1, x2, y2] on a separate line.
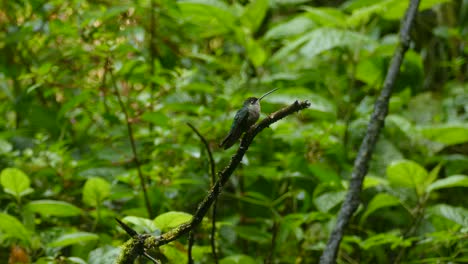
[0, 0, 467, 263]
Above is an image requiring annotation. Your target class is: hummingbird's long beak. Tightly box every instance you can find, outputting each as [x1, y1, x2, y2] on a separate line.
[258, 88, 279, 101]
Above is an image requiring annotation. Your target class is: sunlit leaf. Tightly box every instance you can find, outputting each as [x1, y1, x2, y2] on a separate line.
[0, 168, 34, 199]
[82, 177, 111, 207]
[154, 211, 192, 231]
[0, 213, 30, 243]
[271, 27, 375, 62]
[430, 204, 468, 227]
[360, 193, 401, 224]
[419, 124, 468, 146]
[314, 190, 346, 212]
[48, 232, 99, 247]
[121, 216, 159, 233]
[427, 175, 468, 193]
[264, 16, 315, 40]
[241, 0, 269, 33]
[25, 200, 81, 217]
[386, 160, 428, 195]
[178, 0, 236, 37]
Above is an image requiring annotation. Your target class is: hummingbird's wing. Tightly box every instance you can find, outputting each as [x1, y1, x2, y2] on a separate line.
[219, 108, 249, 149]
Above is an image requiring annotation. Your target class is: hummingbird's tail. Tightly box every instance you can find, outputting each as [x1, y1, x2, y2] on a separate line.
[219, 128, 242, 150]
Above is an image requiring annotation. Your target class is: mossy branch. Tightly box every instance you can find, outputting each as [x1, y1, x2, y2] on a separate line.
[115, 100, 310, 263]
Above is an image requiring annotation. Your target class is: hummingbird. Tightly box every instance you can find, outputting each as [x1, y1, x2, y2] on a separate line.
[219, 88, 279, 150]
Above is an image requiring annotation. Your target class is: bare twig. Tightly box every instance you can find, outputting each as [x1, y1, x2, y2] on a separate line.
[186, 122, 219, 263]
[109, 63, 153, 218]
[319, 1, 421, 263]
[115, 100, 310, 262]
[187, 230, 195, 264]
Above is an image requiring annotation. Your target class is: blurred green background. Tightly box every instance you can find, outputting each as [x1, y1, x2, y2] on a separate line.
[0, 0, 467, 263]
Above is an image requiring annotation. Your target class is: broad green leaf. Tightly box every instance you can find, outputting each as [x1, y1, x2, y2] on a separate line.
[0, 213, 30, 243]
[178, 0, 236, 37]
[360, 231, 411, 250]
[235, 225, 270, 244]
[355, 57, 385, 85]
[264, 16, 315, 40]
[160, 244, 187, 263]
[419, 123, 468, 146]
[241, 0, 269, 33]
[299, 28, 374, 58]
[271, 28, 374, 62]
[386, 115, 417, 140]
[302, 7, 346, 27]
[141, 112, 170, 127]
[386, 160, 428, 195]
[88, 246, 121, 264]
[314, 191, 346, 212]
[363, 175, 389, 189]
[244, 36, 267, 67]
[122, 216, 158, 233]
[153, 211, 192, 231]
[25, 200, 81, 217]
[0, 168, 34, 199]
[220, 255, 257, 264]
[427, 175, 468, 193]
[360, 193, 401, 224]
[430, 204, 468, 227]
[82, 177, 111, 207]
[48, 232, 99, 247]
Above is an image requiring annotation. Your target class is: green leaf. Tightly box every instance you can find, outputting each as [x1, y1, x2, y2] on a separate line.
[427, 175, 468, 193]
[160, 244, 187, 263]
[88, 246, 121, 264]
[0, 168, 34, 199]
[122, 216, 158, 233]
[345, 0, 396, 26]
[82, 177, 111, 207]
[234, 225, 271, 244]
[48, 232, 99, 247]
[264, 16, 315, 40]
[178, 0, 236, 38]
[141, 112, 170, 127]
[360, 231, 410, 250]
[220, 255, 257, 264]
[244, 36, 267, 67]
[363, 175, 389, 189]
[25, 200, 81, 217]
[419, 123, 468, 146]
[241, 0, 269, 33]
[355, 57, 385, 85]
[360, 193, 401, 224]
[271, 27, 374, 62]
[302, 7, 346, 27]
[430, 204, 468, 227]
[314, 190, 346, 212]
[299, 28, 373, 58]
[153, 211, 192, 231]
[0, 213, 30, 243]
[386, 160, 428, 195]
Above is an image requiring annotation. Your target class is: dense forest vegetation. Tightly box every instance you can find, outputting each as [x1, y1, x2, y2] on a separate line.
[1, 0, 467, 263]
